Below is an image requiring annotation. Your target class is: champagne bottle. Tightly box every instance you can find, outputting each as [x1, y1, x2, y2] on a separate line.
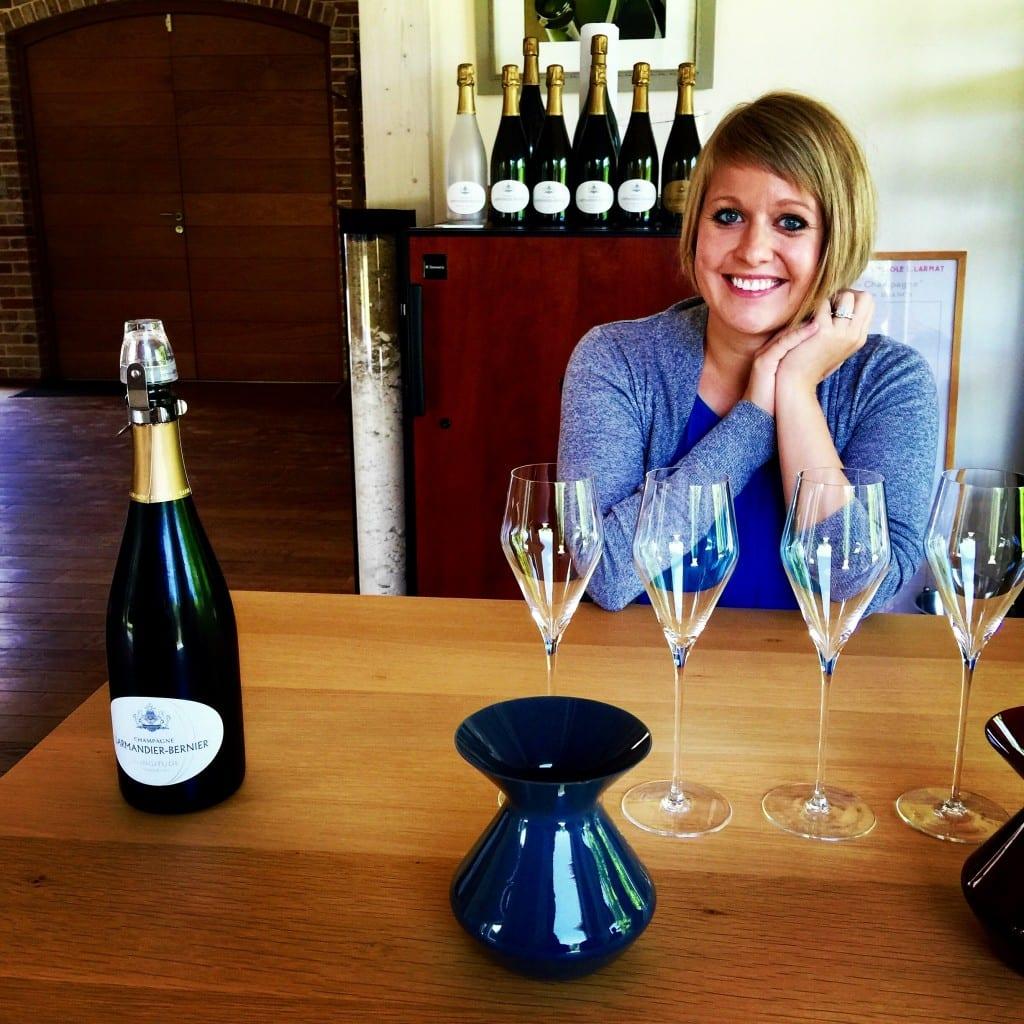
[615, 62, 659, 229]
[106, 320, 245, 814]
[572, 34, 620, 155]
[661, 62, 701, 231]
[446, 63, 488, 226]
[571, 60, 617, 228]
[520, 36, 545, 153]
[489, 64, 530, 228]
[529, 64, 571, 228]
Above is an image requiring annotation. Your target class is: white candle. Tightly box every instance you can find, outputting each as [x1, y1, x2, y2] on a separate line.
[539, 524, 554, 612]
[817, 537, 832, 626]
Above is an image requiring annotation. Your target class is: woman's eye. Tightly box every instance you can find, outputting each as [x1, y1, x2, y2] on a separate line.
[779, 214, 807, 231]
[711, 208, 741, 225]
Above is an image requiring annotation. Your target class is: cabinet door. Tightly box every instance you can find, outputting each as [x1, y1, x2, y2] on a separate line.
[409, 233, 692, 599]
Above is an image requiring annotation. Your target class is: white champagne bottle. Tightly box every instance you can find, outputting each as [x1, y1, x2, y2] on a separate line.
[446, 63, 488, 226]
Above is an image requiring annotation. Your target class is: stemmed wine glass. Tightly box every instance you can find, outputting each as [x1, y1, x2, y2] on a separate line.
[896, 468, 1024, 842]
[500, 463, 604, 696]
[762, 468, 891, 841]
[621, 470, 738, 838]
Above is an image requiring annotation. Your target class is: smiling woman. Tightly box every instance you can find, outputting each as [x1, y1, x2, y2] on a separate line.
[558, 92, 940, 613]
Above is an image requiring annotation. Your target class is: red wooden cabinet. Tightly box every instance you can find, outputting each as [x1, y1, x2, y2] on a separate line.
[406, 230, 694, 599]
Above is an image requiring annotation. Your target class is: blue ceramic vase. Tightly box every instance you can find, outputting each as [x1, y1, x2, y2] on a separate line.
[450, 696, 656, 979]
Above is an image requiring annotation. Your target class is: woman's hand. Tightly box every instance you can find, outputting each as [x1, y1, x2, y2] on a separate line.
[742, 319, 820, 418]
[776, 290, 874, 395]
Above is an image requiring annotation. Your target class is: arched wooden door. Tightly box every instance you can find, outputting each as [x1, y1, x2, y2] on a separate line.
[19, 5, 343, 381]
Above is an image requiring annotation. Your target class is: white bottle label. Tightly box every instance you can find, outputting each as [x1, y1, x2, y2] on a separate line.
[491, 179, 529, 213]
[447, 181, 486, 215]
[533, 180, 570, 215]
[575, 180, 614, 214]
[617, 178, 657, 213]
[111, 696, 224, 786]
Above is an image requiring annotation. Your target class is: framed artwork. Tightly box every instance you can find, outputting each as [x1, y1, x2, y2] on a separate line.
[854, 251, 966, 469]
[475, 0, 716, 94]
[853, 251, 967, 614]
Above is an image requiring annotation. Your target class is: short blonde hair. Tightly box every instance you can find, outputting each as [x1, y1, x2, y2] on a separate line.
[679, 92, 876, 325]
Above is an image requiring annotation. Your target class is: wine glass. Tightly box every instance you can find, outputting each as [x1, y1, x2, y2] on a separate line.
[621, 470, 738, 838]
[762, 468, 891, 841]
[896, 468, 1024, 842]
[500, 463, 604, 696]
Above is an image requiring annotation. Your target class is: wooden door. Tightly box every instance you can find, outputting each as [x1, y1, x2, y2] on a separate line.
[22, 8, 342, 382]
[408, 232, 694, 599]
[171, 14, 341, 381]
[27, 15, 196, 379]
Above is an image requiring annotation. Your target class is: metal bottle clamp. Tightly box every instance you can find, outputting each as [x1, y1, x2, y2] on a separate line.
[125, 361, 188, 425]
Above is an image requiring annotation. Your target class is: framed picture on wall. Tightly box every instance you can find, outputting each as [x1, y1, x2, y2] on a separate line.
[475, 0, 716, 93]
[853, 251, 967, 614]
[853, 251, 966, 469]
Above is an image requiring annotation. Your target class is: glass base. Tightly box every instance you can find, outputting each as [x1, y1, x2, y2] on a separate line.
[762, 783, 875, 841]
[621, 780, 731, 838]
[895, 786, 1008, 844]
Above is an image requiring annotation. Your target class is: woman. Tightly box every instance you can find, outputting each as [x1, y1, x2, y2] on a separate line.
[558, 92, 939, 611]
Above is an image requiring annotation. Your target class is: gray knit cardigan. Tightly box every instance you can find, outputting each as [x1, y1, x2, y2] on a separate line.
[557, 298, 940, 612]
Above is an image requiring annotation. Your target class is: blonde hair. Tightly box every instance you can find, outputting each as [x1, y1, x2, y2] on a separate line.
[679, 92, 876, 325]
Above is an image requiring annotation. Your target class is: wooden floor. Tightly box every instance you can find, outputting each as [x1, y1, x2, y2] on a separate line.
[0, 382, 354, 775]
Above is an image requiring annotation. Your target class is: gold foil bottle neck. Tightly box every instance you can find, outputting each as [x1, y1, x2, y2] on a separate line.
[677, 62, 695, 116]
[591, 33, 608, 55]
[523, 36, 540, 85]
[633, 62, 651, 86]
[501, 64, 520, 116]
[456, 63, 477, 114]
[130, 421, 191, 504]
[546, 64, 564, 116]
[588, 64, 607, 115]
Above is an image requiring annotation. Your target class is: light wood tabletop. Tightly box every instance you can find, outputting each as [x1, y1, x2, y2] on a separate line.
[0, 592, 1021, 1022]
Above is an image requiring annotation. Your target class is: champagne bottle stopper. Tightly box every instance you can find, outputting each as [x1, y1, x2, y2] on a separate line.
[119, 318, 188, 425]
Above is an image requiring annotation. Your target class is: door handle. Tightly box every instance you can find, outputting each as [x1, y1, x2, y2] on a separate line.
[159, 212, 184, 222]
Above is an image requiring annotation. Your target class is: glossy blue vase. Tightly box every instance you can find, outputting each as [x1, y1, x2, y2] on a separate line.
[450, 696, 656, 979]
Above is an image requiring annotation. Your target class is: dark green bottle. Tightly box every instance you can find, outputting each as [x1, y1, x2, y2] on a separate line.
[520, 36, 545, 153]
[489, 64, 530, 228]
[661, 62, 701, 231]
[616, 61, 659, 229]
[571, 60, 617, 228]
[106, 319, 245, 814]
[529, 64, 571, 228]
[571, 33, 620, 156]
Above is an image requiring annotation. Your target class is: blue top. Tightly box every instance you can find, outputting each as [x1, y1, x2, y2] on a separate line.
[557, 298, 940, 613]
[681, 395, 796, 610]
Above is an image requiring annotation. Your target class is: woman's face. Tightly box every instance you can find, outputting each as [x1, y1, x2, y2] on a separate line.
[694, 162, 824, 346]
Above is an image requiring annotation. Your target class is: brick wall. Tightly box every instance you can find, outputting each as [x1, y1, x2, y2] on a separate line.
[0, 0, 362, 382]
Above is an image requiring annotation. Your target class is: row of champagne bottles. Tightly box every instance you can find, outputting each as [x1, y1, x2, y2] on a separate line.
[446, 36, 702, 230]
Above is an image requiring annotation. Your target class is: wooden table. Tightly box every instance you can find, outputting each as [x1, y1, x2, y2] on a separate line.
[0, 594, 1021, 1022]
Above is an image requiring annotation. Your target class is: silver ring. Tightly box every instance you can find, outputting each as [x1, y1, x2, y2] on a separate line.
[833, 310, 855, 320]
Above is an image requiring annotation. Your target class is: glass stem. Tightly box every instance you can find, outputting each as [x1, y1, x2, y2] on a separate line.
[809, 652, 839, 812]
[544, 637, 559, 697]
[668, 642, 692, 806]
[948, 652, 979, 807]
